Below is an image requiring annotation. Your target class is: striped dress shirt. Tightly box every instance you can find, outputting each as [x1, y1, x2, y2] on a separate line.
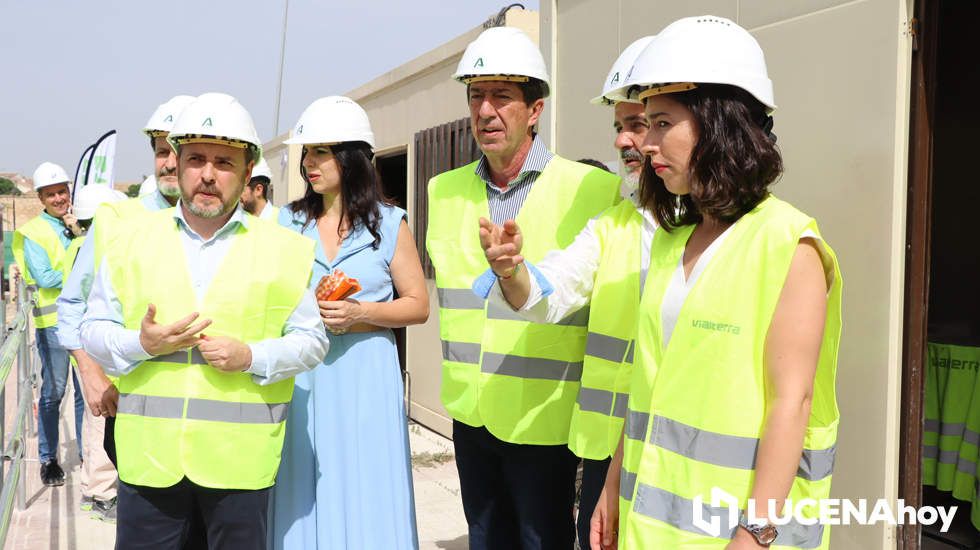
[475, 135, 554, 225]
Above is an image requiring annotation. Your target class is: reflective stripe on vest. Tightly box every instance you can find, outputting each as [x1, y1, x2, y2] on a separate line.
[578, 389, 630, 418]
[923, 341, 980, 504]
[427, 156, 621, 445]
[622, 197, 842, 549]
[441, 340, 481, 364]
[620, 468, 638, 501]
[437, 288, 484, 310]
[33, 302, 59, 317]
[631, 483, 825, 549]
[627, 413, 836, 482]
[115, 395, 290, 424]
[585, 332, 630, 363]
[481, 352, 583, 382]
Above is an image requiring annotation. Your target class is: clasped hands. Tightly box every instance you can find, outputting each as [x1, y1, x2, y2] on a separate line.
[478, 217, 524, 278]
[138, 303, 252, 372]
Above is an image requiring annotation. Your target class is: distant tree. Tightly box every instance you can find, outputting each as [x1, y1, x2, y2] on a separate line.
[126, 183, 141, 198]
[0, 177, 22, 196]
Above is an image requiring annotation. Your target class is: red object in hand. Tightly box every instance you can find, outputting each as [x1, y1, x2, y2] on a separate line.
[316, 270, 362, 302]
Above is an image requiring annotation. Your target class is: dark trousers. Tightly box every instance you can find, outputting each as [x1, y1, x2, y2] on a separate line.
[116, 478, 268, 550]
[103, 416, 116, 466]
[453, 420, 579, 550]
[577, 457, 611, 548]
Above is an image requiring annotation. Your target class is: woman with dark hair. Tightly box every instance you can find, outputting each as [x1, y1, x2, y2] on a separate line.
[585, 17, 843, 550]
[271, 96, 428, 550]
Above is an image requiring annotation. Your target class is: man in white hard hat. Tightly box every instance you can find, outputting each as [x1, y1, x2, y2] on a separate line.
[239, 157, 278, 220]
[425, 26, 621, 549]
[57, 184, 125, 520]
[80, 92, 328, 549]
[57, 95, 197, 520]
[479, 36, 660, 549]
[595, 36, 656, 201]
[12, 162, 84, 488]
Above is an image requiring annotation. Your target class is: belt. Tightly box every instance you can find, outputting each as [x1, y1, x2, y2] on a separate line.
[329, 322, 386, 335]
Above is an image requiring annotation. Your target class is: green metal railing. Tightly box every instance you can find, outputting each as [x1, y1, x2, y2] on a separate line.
[0, 278, 37, 546]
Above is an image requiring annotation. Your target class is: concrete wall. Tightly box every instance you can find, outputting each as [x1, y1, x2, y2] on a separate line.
[541, 1, 914, 548]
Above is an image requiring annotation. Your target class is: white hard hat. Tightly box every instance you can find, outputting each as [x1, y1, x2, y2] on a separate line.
[139, 175, 157, 196]
[166, 92, 263, 163]
[284, 96, 375, 148]
[591, 36, 656, 105]
[143, 95, 196, 137]
[73, 184, 125, 220]
[32, 162, 70, 191]
[453, 26, 550, 97]
[250, 157, 273, 181]
[624, 16, 775, 112]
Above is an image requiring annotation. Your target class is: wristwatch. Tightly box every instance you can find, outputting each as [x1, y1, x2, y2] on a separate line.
[739, 511, 778, 546]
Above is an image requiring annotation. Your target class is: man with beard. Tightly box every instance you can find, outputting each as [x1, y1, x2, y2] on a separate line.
[476, 36, 660, 549]
[56, 94, 195, 522]
[239, 157, 278, 220]
[80, 92, 327, 548]
[12, 162, 83, 488]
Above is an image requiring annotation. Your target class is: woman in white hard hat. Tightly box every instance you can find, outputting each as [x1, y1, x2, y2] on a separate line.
[271, 96, 428, 550]
[585, 16, 843, 550]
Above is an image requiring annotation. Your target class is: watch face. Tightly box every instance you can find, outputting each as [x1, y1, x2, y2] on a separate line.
[758, 525, 778, 545]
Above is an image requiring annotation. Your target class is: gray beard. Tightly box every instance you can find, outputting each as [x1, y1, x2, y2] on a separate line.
[183, 195, 231, 219]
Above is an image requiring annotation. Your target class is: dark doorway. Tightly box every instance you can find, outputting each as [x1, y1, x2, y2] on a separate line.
[377, 150, 408, 211]
[903, 2, 980, 548]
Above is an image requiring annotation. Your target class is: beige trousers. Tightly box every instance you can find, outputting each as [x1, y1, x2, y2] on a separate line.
[76, 369, 117, 501]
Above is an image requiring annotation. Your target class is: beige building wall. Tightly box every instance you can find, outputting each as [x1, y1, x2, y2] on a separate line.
[541, 1, 914, 548]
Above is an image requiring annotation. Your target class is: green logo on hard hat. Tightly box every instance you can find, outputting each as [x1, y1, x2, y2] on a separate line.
[474, 57, 484, 68]
[610, 72, 620, 85]
[297, 124, 303, 134]
[202, 117, 213, 127]
[163, 115, 173, 122]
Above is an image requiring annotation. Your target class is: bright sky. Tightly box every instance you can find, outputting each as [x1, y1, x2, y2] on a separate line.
[0, 0, 539, 183]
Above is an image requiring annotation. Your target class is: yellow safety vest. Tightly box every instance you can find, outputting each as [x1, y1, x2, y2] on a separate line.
[568, 199, 643, 459]
[92, 196, 153, 265]
[621, 196, 842, 549]
[107, 208, 314, 489]
[60, 235, 119, 382]
[923, 342, 980, 524]
[426, 155, 620, 444]
[12, 215, 66, 328]
[61, 236, 84, 279]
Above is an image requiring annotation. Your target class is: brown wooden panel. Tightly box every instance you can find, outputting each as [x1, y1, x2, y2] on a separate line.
[412, 117, 482, 278]
[899, 1, 938, 549]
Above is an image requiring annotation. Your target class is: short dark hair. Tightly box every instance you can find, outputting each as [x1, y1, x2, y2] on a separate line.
[466, 77, 547, 107]
[518, 78, 547, 106]
[576, 158, 612, 173]
[247, 177, 270, 200]
[639, 83, 782, 231]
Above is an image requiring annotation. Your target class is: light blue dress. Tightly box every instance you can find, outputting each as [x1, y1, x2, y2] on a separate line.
[271, 203, 419, 550]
